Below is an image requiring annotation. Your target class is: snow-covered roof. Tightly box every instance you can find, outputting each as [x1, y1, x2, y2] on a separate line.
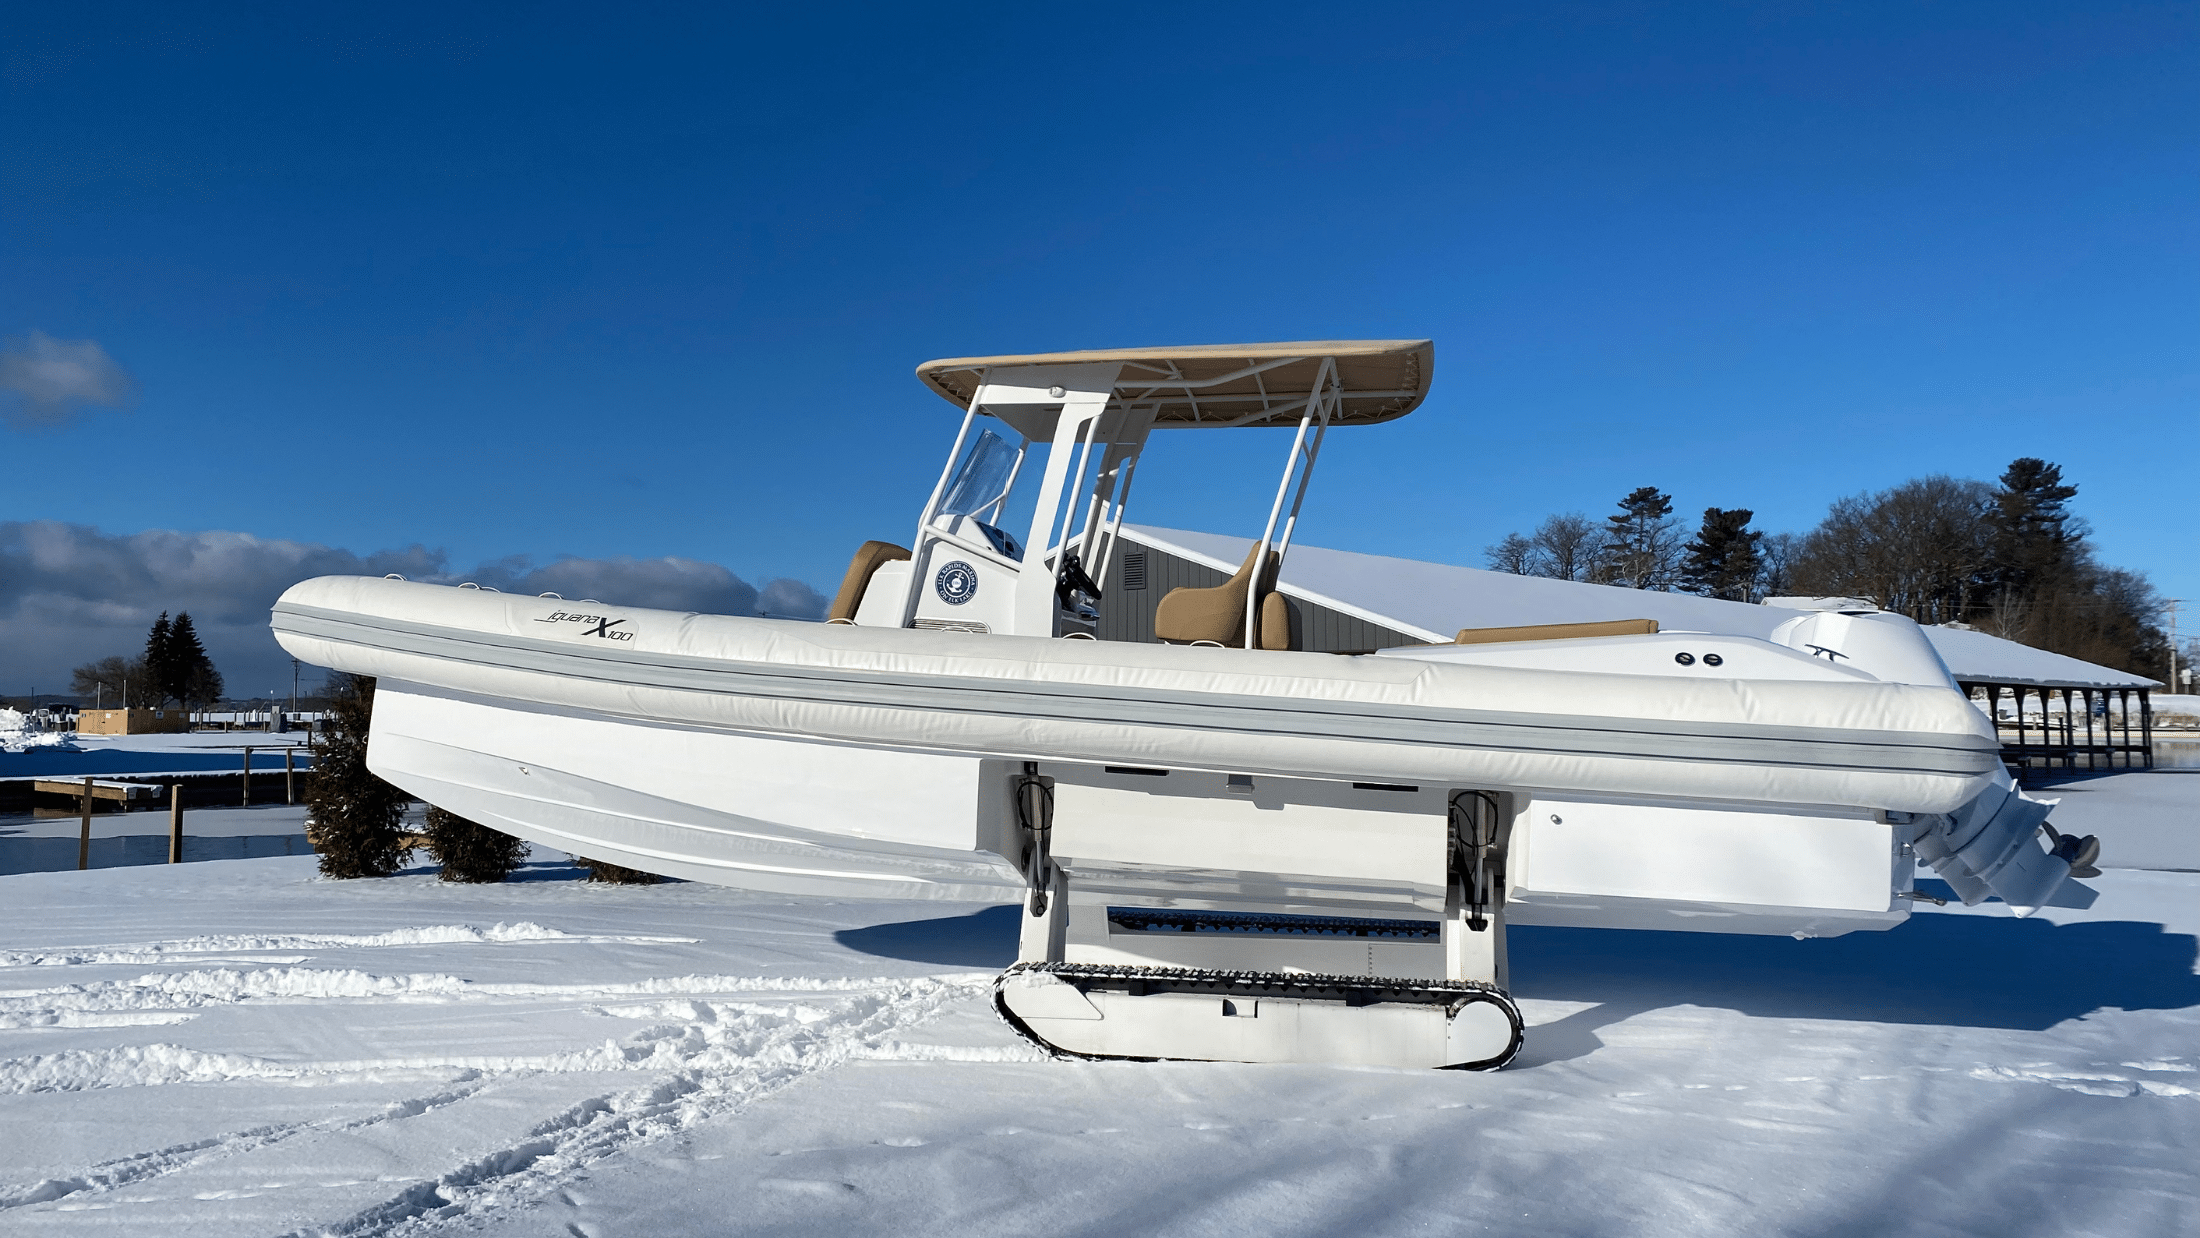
[1123, 526, 2161, 690]
[1911, 624, 2161, 690]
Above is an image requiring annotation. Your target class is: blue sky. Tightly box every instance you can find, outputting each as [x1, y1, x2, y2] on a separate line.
[3, 1, 2195, 693]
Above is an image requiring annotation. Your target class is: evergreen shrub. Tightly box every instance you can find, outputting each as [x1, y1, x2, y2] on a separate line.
[424, 806, 529, 882]
[303, 674, 412, 878]
[575, 856, 663, 884]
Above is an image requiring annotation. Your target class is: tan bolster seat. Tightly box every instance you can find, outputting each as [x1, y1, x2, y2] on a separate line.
[1452, 618, 1659, 644]
[1259, 591, 1297, 652]
[827, 540, 912, 623]
[1154, 544, 1282, 648]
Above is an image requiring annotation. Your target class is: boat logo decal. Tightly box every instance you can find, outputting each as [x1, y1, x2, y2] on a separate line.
[535, 611, 636, 642]
[934, 561, 979, 606]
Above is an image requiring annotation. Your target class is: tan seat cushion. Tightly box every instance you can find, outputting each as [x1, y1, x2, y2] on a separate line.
[1453, 618, 1659, 645]
[1259, 590, 1297, 651]
[1155, 544, 1278, 646]
[828, 540, 912, 622]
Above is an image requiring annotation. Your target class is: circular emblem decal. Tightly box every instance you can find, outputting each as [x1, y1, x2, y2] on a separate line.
[934, 560, 979, 606]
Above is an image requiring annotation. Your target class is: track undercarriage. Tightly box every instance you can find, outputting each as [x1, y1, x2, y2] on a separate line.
[991, 764, 1525, 1070]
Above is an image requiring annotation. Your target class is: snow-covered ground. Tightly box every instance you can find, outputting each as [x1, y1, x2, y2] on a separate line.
[0, 778, 2194, 1236]
[2148, 694, 2200, 723]
[0, 730, 311, 780]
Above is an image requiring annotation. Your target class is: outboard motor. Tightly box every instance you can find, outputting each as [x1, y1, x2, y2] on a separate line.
[1766, 598, 2099, 913]
[1892, 773, 2095, 914]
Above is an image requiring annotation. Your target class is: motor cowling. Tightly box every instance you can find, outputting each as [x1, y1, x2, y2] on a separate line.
[1895, 773, 2089, 913]
[1770, 608, 1959, 689]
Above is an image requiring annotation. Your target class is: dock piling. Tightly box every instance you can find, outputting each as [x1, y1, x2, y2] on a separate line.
[78, 776, 93, 870]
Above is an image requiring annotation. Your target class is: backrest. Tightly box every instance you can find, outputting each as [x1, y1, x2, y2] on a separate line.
[828, 540, 913, 622]
[1154, 544, 1280, 646]
[1258, 590, 1297, 651]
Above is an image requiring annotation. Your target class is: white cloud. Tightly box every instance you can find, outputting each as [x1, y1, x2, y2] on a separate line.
[759, 577, 829, 619]
[466, 554, 762, 615]
[0, 522, 826, 699]
[0, 331, 138, 428]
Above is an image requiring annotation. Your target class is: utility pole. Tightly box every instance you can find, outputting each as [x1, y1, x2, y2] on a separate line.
[2168, 600, 2187, 697]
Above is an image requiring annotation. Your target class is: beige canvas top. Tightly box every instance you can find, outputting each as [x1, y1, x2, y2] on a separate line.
[915, 340, 1434, 428]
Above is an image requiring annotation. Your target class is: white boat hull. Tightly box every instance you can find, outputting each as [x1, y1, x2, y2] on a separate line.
[269, 572, 2082, 1073]
[364, 674, 1916, 941]
[365, 683, 1022, 900]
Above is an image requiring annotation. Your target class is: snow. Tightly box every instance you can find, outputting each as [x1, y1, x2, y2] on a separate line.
[0, 730, 309, 781]
[1124, 526, 2164, 689]
[2030, 770, 2200, 872]
[0, 775, 2195, 1235]
[0, 710, 72, 755]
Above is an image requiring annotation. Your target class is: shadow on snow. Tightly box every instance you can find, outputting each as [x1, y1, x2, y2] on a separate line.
[836, 904, 2200, 1061]
[1511, 911, 2200, 1064]
[835, 904, 1024, 968]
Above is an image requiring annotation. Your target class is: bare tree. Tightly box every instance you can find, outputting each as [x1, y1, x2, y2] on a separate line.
[1757, 531, 1799, 599]
[1788, 476, 1996, 623]
[1985, 558, 2167, 675]
[1485, 532, 1535, 575]
[1789, 461, 2169, 676]
[1486, 513, 1607, 580]
[1531, 513, 1606, 582]
[69, 656, 159, 708]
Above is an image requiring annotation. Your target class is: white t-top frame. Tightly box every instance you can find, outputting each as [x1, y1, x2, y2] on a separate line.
[898, 353, 1346, 641]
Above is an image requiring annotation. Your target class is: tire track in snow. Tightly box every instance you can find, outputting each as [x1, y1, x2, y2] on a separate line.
[0, 966, 950, 1038]
[286, 976, 993, 1237]
[0, 1082, 489, 1210]
[1968, 1059, 2200, 1100]
[0, 922, 698, 969]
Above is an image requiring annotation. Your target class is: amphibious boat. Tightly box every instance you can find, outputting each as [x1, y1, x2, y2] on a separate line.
[272, 340, 2095, 1071]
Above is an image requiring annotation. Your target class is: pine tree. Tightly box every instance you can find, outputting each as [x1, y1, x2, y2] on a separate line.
[1680, 508, 1765, 601]
[423, 805, 530, 882]
[167, 613, 224, 707]
[1597, 487, 1680, 590]
[1988, 458, 2081, 600]
[303, 674, 412, 878]
[143, 614, 176, 706]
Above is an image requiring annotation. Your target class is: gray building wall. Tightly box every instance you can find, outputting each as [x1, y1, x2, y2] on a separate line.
[1098, 540, 1422, 652]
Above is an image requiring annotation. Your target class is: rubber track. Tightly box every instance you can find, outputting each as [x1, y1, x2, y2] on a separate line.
[993, 961, 1523, 1071]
